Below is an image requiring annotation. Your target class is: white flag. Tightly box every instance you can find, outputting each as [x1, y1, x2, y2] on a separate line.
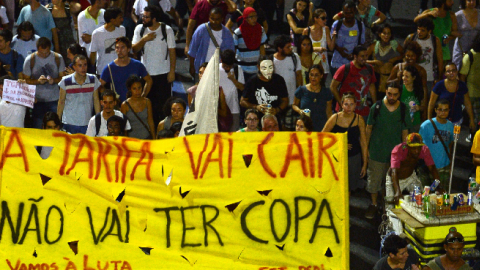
[179, 49, 220, 136]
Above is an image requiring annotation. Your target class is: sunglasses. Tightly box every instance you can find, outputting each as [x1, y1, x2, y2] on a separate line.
[447, 237, 464, 244]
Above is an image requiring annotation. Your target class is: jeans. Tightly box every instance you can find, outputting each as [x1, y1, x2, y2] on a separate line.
[32, 100, 58, 129]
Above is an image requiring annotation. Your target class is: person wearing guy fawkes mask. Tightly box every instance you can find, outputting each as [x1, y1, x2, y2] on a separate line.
[240, 55, 289, 124]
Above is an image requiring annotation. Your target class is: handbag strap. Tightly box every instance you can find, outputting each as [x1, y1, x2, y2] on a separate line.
[126, 101, 151, 134]
[205, 23, 220, 48]
[346, 113, 357, 131]
[429, 119, 451, 161]
[108, 64, 120, 99]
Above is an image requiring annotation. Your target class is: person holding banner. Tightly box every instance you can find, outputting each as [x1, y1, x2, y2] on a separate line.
[57, 55, 101, 134]
[0, 75, 26, 128]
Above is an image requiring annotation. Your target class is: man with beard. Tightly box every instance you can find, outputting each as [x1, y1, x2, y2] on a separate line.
[240, 55, 289, 120]
[364, 81, 411, 219]
[133, 5, 176, 125]
[404, 18, 443, 90]
[330, 1, 365, 76]
[330, 45, 377, 120]
[414, 0, 459, 62]
[386, 133, 440, 210]
[424, 228, 471, 270]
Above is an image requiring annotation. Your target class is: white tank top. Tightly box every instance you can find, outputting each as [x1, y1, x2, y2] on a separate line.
[310, 26, 329, 73]
[416, 36, 435, 81]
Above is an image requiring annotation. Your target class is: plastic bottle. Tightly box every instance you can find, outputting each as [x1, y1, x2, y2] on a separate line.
[410, 102, 416, 121]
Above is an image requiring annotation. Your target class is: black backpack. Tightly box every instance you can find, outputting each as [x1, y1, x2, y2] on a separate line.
[372, 100, 407, 126]
[139, 23, 169, 60]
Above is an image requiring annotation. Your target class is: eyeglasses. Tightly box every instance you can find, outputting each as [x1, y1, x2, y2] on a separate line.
[246, 118, 258, 121]
[447, 237, 464, 244]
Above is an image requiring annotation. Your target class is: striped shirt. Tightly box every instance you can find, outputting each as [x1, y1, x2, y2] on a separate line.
[58, 73, 101, 126]
[233, 27, 267, 74]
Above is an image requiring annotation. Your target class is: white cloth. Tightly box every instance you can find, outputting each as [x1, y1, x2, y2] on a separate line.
[180, 50, 220, 136]
[205, 29, 223, 62]
[0, 6, 9, 24]
[11, 34, 39, 59]
[0, 100, 26, 128]
[77, 8, 105, 56]
[132, 23, 176, 75]
[219, 63, 244, 114]
[274, 53, 301, 104]
[85, 110, 131, 137]
[89, 26, 126, 75]
[385, 171, 422, 210]
[416, 36, 435, 82]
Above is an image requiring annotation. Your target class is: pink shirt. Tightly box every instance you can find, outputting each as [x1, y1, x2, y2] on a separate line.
[390, 143, 435, 168]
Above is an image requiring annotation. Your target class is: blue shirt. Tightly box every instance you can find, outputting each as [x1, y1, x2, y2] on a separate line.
[233, 27, 267, 74]
[0, 50, 24, 79]
[330, 20, 365, 69]
[100, 58, 148, 102]
[188, 23, 235, 73]
[17, 5, 56, 40]
[432, 80, 468, 123]
[419, 117, 454, 169]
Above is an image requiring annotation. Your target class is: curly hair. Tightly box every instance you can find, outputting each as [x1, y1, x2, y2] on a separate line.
[404, 41, 423, 61]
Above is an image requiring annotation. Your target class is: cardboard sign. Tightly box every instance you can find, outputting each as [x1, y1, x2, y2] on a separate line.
[2, 79, 35, 108]
[0, 127, 349, 270]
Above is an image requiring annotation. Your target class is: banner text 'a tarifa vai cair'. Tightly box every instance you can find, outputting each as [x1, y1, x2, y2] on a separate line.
[0, 127, 348, 270]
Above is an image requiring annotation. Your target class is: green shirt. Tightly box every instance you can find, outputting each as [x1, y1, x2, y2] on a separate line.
[401, 85, 422, 126]
[432, 9, 452, 60]
[367, 101, 411, 163]
[459, 49, 480, 98]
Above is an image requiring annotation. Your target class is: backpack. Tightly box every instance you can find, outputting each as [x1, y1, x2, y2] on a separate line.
[339, 62, 373, 89]
[335, 18, 363, 46]
[94, 112, 127, 136]
[29, 52, 61, 71]
[47, 3, 72, 25]
[372, 100, 407, 126]
[139, 23, 168, 60]
[290, 54, 298, 71]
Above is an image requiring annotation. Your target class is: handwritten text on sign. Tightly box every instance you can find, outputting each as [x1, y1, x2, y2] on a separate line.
[2, 79, 35, 108]
[0, 128, 348, 270]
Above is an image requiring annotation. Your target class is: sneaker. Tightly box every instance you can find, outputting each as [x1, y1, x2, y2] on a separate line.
[365, 204, 377, 219]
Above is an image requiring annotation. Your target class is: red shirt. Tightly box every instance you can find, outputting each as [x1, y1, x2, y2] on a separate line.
[189, 0, 229, 27]
[333, 62, 377, 116]
[390, 143, 435, 169]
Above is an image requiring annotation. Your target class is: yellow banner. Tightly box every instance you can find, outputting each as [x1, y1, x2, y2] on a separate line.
[0, 127, 348, 270]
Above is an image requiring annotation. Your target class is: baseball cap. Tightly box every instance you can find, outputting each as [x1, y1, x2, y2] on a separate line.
[406, 133, 424, 147]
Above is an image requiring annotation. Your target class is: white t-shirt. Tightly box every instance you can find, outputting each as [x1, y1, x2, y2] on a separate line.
[90, 26, 126, 75]
[85, 110, 131, 137]
[0, 6, 9, 25]
[206, 29, 223, 61]
[133, 0, 172, 16]
[274, 53, 301, 104]
[132, 23, 176, 75]
[0, 100, 26, 128]
[219, 63, 244, 114]
[11, 34, 39, 59]
[416, 36, 435, 82]
[78, 8, 105, 56]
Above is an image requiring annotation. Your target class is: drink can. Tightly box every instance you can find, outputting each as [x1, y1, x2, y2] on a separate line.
[410, 190, 416, 202]
[469, 177, 477, 192]
[424, 186, 430, 196]
[442, 34, 449, 47]
[430, 179, 440, 192]
[443, 193, 450, 206]
[303, 109, 311, 117]
[458, 194, 465, 205]
[414, 185, 421, 195]
[468, 192, 473, 206]
[415, 193, 423, 206]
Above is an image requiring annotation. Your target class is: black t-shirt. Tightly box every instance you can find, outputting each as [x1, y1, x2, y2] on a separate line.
[372, 249, 419, 270]
[242, 73, 289, 109]
[231, 7, 266, 27]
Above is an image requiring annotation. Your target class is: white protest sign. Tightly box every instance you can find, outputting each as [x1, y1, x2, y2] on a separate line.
[2, 79, 35, 108]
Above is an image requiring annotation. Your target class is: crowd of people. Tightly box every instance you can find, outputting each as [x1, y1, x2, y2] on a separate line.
[0, 0, 479, 268]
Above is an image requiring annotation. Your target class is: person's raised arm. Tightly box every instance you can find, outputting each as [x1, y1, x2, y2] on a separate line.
[414, 9, 437, 23]
[225, 0, 237, 13]
[372, 10, 386, 27]
[427, 164, 440, 182]
[287, 14, 305, 34]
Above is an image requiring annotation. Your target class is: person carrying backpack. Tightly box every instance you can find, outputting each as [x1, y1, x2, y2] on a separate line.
[330, 1, 366, 76]
[364, 81, 411, 219]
